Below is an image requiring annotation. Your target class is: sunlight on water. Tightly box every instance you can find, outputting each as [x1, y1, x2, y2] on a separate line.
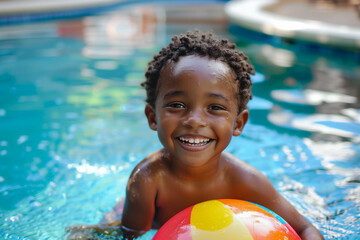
[0, 2, 359, 240]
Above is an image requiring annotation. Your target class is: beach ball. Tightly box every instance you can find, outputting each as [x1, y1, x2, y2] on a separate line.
[153, 199, 301, 240]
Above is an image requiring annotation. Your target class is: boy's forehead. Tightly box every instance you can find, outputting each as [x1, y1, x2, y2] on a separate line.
[156, 55, 239, 100]
[171, 55, 232, 79]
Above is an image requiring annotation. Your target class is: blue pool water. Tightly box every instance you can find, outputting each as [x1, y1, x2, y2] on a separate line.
[0, 2, 359, 239]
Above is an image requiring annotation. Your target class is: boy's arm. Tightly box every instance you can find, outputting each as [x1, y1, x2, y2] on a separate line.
[263, 190, 324, 240]
[120, 165, 157, 239]
[66, 166, 157, 240]
[234, 166, 324, 240]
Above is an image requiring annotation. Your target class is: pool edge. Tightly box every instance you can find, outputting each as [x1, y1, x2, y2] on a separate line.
[225, 0, 360, 51]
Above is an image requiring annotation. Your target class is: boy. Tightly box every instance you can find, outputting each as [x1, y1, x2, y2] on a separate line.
[68, 30, 324, 239]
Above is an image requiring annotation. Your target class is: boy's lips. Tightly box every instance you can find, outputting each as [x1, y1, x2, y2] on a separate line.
[176, 136, 214, 151]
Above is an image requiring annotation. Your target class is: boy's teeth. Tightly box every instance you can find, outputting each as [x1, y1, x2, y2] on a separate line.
[179, 137, 210, 144]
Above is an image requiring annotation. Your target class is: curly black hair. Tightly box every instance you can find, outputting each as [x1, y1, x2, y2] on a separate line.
[141, 30, 255, 112]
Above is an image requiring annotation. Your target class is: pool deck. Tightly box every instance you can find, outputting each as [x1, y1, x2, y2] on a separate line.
[0, 0, 359, 50]
[0, 0, 125, 14]
[225, 0, 360, 50]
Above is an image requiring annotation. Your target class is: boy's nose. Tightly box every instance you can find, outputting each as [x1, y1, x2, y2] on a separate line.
[182, 110, 207, 128]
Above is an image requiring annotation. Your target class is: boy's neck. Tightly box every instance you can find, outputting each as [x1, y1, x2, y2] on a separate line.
[162, 149, 225, 183]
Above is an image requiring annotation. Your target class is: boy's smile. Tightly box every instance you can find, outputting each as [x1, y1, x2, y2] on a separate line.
[145, 55, 248, 169]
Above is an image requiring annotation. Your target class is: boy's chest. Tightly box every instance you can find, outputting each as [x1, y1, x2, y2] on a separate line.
[152, 178, 237, 228]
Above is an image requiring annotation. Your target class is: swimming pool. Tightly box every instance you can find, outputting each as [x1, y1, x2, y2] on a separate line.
[0, 2, 359, 239]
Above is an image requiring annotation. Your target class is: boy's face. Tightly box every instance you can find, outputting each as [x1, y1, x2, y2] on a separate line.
[145, 55, 248, 167]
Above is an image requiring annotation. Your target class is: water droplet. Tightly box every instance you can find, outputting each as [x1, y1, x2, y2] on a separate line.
[30, 201, 41, 208]
[38, 140, 49, 150]
[17, 135, 28, 144]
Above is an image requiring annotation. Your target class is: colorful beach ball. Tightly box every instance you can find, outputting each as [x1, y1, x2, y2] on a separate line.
[153, 199, 301, 240]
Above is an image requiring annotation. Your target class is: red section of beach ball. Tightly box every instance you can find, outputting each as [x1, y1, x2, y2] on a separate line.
[153, 205, 193, 240]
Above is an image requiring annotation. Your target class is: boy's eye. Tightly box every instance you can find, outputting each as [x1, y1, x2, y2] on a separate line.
[209, 105, 226, 111]
[167, 102, 185, 109]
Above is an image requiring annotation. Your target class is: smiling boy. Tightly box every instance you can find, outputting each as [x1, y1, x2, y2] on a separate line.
[67, 30, 324, 240]
[119, 30, 323, 239]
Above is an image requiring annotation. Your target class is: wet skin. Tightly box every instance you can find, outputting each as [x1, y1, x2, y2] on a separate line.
[120, 55, 324, 240]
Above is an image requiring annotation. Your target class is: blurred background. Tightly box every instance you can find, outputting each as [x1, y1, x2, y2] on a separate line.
[0, 0, 359, 239]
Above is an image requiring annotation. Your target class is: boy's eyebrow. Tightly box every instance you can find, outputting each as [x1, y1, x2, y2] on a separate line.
[163, 90, 186, 99]
[207, 92, 230, 103]
[163, 91, 231, 103]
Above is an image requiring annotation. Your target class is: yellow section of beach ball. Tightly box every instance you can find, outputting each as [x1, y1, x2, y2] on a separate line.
[190, 200, 253, 240]
[191, 200, 232, 231]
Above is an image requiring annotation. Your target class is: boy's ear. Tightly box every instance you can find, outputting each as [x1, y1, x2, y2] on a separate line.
[233, 110, 249, 136]
[145, 104, 157, 131]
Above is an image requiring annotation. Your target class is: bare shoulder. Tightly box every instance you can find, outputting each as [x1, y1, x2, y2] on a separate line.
[128, 149, 167, 185]
[222, 152, 274, 197]
[122, 150, 167, 231]
[222, 152, 265, 181]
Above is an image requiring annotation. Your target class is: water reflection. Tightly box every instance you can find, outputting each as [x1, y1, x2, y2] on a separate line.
[271, 89, 357, 105]
[268, 111, 359, 138]
[261, 44, 295, 67]
[266, 48, 359, 141]
[81, 6, 163, 59]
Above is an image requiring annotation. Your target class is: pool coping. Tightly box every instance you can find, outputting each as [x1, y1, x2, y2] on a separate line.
[0, 0, 125, 15]
[225, 0, 360, 50]
[0, 0, 229, 25]
[0, 0, 134, 25]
